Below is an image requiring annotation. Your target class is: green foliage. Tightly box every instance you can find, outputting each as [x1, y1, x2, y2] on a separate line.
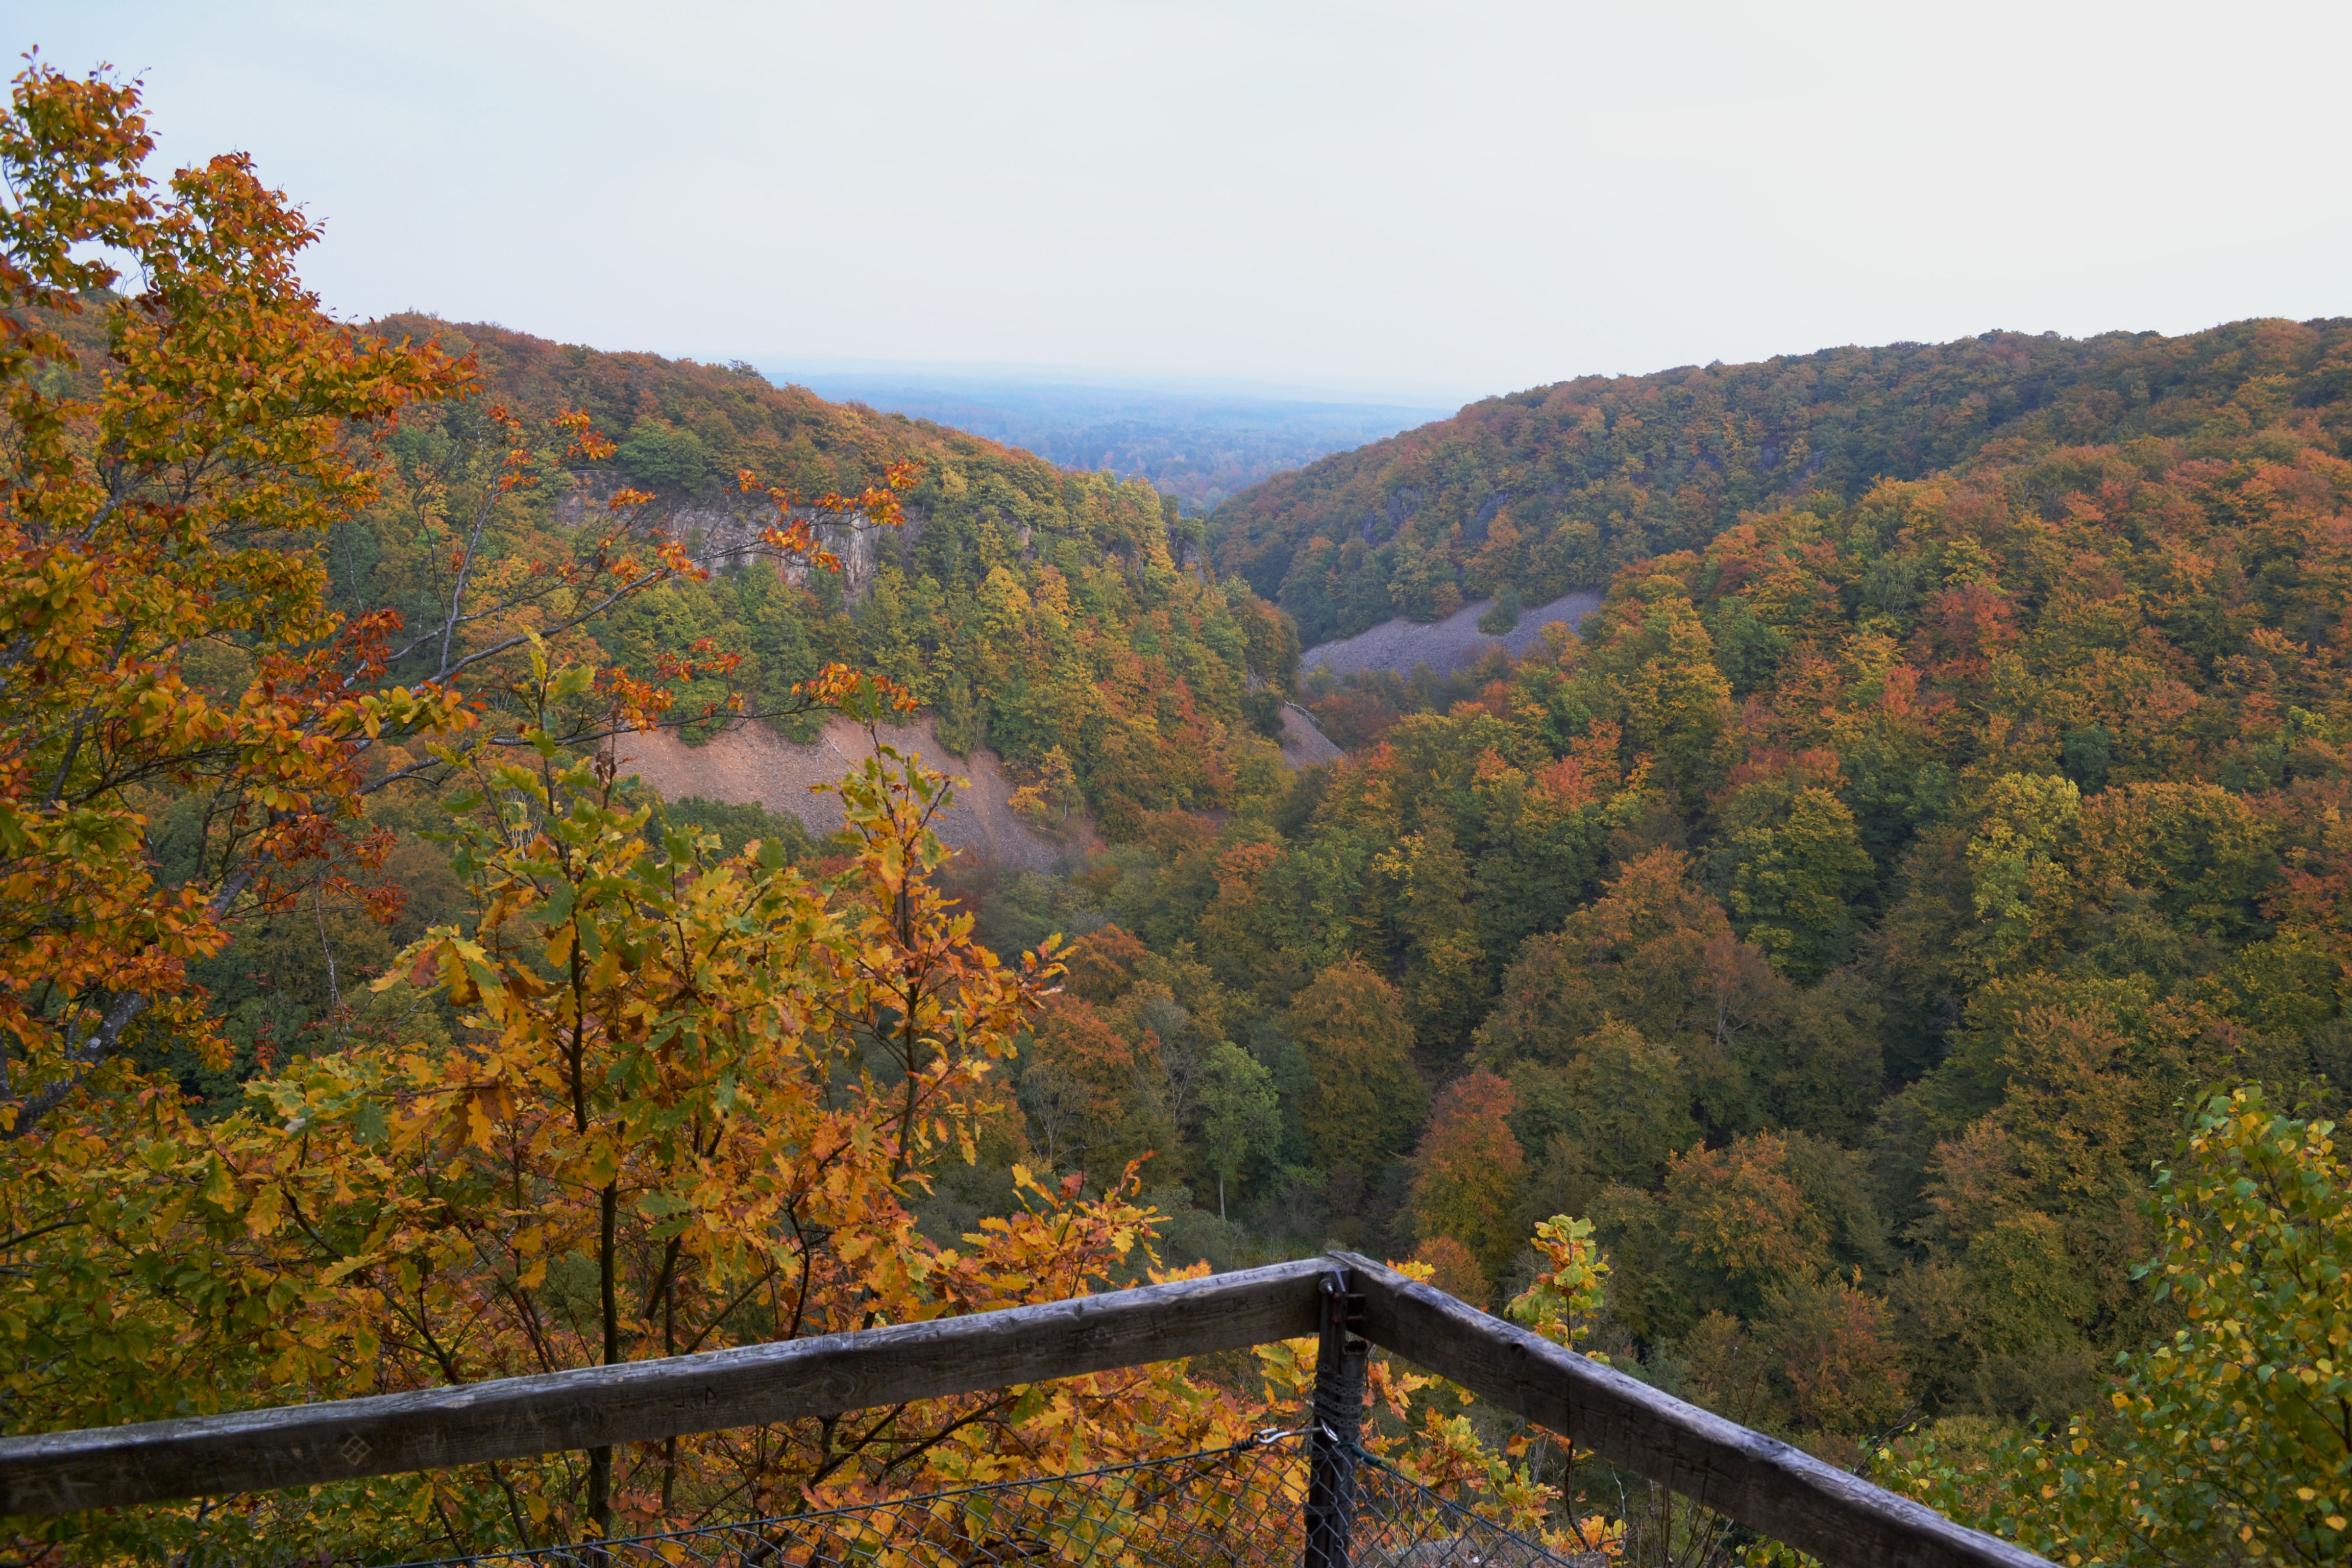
[1241, 688, 1287, 738]
[1477, 586, 1523, 636]
[616, 416, 721, 496]
[1512, 1019, 1698, 1191]
[1715, 770, 1875, 981]
[1287, 960, 1427, 1177]
[1476, 847, 1791, 1143]
[1507, 1214, 1611, 1352]
[1885, 1089, 2352, 1565]
[1198, 1040, 1280, 1220]
[642, 791, 818, 863]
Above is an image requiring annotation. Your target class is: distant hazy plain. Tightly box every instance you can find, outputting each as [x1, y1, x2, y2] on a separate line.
[763, 368, 1455, 512]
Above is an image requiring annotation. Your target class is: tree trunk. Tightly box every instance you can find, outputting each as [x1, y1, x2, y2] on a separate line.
[589, 1180, 619, 1535]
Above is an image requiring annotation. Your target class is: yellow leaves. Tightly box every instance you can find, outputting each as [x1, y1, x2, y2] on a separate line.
[243, 1181, 284, 1240]
[318, 1254, 373, 1287]
[12, 577, 1275, 1534]
[197, 1153, 239, 1208]
[464, 1086, 512, 1152]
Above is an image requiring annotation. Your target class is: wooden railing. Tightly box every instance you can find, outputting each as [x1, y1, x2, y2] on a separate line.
[0, 1251, 2052, 1568]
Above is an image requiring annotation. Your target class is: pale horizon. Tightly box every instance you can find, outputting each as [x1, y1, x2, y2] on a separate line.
[21, 1, 2352, 405]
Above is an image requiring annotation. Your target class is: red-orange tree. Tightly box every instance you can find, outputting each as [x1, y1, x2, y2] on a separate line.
[0, 58, 475, 1126]
[0, 61, 916, 1137]
[1407, 1067, 1527, 1288]
[0, 59, 942, 1556]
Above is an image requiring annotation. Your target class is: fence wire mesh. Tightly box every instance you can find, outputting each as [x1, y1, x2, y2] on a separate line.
[389, 1431, 1609, 1568]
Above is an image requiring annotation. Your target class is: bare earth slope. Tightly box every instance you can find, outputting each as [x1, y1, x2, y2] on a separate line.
[1298, 589, 1603, 680]
[615, 715, 1093, 874]
[1277, 704, 1346, 766]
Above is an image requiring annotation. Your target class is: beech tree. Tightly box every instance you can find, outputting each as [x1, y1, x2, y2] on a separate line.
[1407, 1067, 1526, 1282]
[1197, 1038, 1278, 1220]
[1287, 958, 1425, 1177]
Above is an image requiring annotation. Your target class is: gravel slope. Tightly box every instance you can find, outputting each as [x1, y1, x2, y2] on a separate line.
[1299, 589, 1604, 680]
[614, 715, 1092, 874]
[620, 703, 1352, 868]
[1278, 703, 1346, 766]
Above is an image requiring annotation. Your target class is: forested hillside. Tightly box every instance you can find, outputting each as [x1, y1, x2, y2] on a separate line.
[1053, 318, 2352, 1560]
[10, 301, 1302, 1104]
[1215, 322, 2352, 645]
[353, 316, 1303, 832]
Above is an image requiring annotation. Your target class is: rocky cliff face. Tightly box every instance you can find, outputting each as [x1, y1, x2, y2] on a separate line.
[557, 470, 893, 599]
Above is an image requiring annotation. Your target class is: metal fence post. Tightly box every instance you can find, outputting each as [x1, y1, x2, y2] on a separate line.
[1305, 1268, 1368, 1568]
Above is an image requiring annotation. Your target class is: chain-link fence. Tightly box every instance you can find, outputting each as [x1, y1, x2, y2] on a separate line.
[388, 1430, 1610, 1568]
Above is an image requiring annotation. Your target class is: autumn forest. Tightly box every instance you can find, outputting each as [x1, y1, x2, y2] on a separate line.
[5, 58, 2351, 1568]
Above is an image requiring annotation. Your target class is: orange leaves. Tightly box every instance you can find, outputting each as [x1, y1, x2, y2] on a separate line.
[0, 58, 157, 313]
[461, 1083, 513, 1153]
[1778, 1280, 1909, 1434]
[0, 59, 478, 1140]
[1665, 1132, 1830, 1292]
[1405, 1068, 1525, 1286]
[597, 664, 676, 732]
[732, 455, 921, 587]
[808, 458, 922, 533]
[553, 406, 617, 466]
[1408, 1235, 1491, 1306]
[1211, 839, 1283, 900]
[794, 662, 919, 722]
[760, 517, 840, 575]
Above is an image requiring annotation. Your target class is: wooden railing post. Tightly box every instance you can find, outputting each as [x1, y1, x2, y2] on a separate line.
[1305, 1267, 1368, 1568]
[1334, 1251, 2057, 1568]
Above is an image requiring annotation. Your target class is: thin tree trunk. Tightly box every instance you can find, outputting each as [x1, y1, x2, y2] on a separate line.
[589, 1179, 619, 1534]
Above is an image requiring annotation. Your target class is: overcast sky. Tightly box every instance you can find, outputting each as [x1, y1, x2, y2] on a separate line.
[18, 1, 2351, 401]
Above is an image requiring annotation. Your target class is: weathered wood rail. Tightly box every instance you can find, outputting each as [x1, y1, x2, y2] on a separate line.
[0, 1251, 2053, 1568]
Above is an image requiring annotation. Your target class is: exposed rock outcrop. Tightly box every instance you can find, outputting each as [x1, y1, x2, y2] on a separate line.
[557, 471, 892, 599]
